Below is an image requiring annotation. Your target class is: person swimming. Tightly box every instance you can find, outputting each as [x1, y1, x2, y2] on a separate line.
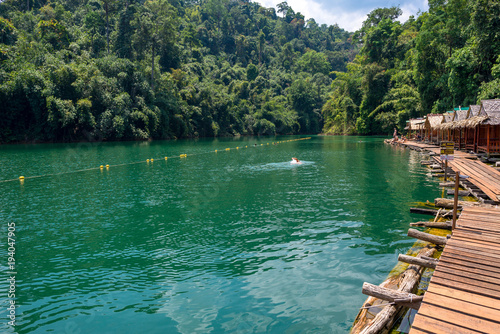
[291, 157, 301, 164]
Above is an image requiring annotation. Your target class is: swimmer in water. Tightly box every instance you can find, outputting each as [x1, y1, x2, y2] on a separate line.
[291, 157, 301, 163]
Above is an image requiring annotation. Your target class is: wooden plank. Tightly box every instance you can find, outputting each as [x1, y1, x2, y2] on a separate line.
[455, 226, 500, 237]
[462, 206, 500, 214]
[443, 247, 500, 267]
[417, 302, 500, 332]
[459, 211, 500, 218]
[439, 253, 500, 275]
[446, 240, 500, 257]
[427, 284, 500, 310]
[450, 235, 500, 251]
[431, 275, 500, 299]
[458, 218, 500, 228]
[423, 291, 500, 323]
[441, 251, 500, 270]
[457, 225, 500, 235]
[432, 270, 500, 294]
[452, 160, 500, 184]
[410, 314, 483, 334]
[457, 224, 500, 233]
[436, 263, 500, 285]
[453, 158, 500, 181]
[459, 212, 500, 221]
[452, 233, 500, 248]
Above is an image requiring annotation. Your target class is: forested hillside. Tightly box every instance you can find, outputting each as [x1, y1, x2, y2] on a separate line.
[0, 0, 354, 142]
[322, 0, 500, 135]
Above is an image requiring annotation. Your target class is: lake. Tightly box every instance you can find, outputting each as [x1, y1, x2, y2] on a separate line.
[0, 136, 440, 333]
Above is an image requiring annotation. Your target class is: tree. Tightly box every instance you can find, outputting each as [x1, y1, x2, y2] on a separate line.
[102, 0, 118, 55]
[133, 0, 177, 89]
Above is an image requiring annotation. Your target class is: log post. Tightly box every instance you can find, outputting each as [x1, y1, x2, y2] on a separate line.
[453, 171, 460, 230]
[434, 198, 479, 209]
[444, 159, 448, 181]
[354, 247, 436, 334]
[409, 221, 452, 230]
[398, 254, 438, 269]
[362, 283, 422, 310]
[407, 228, 447, 245]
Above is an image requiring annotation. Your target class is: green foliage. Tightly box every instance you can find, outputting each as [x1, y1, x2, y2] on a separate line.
[323, 1, 500, 135]
[0, 0, 353, 142]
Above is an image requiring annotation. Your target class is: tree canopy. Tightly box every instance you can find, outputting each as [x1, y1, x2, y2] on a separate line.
[0, 0, 354, 142]
[322, 0, 500, 135]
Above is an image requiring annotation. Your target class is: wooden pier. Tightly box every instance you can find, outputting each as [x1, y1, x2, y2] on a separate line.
[410, 206, 500, 333]
[402, 141, 500, 203]
[355, 140, 500, 333]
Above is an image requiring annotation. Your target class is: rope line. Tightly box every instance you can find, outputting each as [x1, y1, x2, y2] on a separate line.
[1, 137, 312, 184]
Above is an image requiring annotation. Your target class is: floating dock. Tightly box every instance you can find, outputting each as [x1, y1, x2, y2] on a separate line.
[411, 206, 500, 333]
[354, 140, 500, 333]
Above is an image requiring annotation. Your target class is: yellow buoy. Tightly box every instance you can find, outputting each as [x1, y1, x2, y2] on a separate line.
[147, 159, 150, 163]
[165, 157, 168, 160]
[215, 150, 217, 153]
[225, 148, 230, 151]
[236, 147, 239, 149]
[100, 165, 104, 169]
[19, 176, 24, 180]
[106, 165, 109, 168]
[151, 158, 154, 162]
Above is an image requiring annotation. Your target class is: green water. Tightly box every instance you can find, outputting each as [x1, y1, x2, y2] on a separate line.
[0, 136, 440, 333]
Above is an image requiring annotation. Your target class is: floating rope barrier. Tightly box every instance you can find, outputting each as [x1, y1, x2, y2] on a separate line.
[1, 137, 312, 184]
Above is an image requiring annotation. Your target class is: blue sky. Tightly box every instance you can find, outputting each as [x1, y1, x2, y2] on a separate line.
[255, 0, 429, 32]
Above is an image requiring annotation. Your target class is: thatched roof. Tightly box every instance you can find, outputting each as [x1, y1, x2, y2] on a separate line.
[436, 113, 455, 130]
[468, 105, 481, 117]
[441, 107, 481, 129]
[426, 114, 443, 130]
[408, 118, 425, 130]
[479, 99, 500, 125]
[444, 113, 453, 122]
[453, 109, 468, 122]
[463, 116, 489, 128]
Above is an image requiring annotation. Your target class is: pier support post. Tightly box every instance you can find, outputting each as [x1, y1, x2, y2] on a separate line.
[453, 171, 460, 230]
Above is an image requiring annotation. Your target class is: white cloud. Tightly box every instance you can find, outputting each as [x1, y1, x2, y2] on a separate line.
[255, 0, 429, 32]
[258, 0, 366, 31]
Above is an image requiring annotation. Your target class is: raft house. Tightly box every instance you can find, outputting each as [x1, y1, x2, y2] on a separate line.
[406, 99, 500, 156]
[353, 100, 500, 333]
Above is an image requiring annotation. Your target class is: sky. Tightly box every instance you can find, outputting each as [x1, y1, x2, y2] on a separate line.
[254, 0, 429, 32]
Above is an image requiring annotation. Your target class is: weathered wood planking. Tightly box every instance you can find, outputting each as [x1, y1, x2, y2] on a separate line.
[404, 139, 500, 202]
[409, 207, 500, 334]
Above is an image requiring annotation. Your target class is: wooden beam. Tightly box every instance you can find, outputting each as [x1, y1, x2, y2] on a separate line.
[354, 247, 435, 334]
[398, 254, 438, 269]
[362, 283, 423, 310]
[453, 171, 460, 229]
[407, 228, 448, 245]
[487, 124, 490, 154]
[409, 221, 452, 230]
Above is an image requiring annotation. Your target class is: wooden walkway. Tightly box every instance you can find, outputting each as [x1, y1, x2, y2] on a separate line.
[401, 141, 500, 202]
[447, 159, 500, 202]
[410, 206, 500, 334]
